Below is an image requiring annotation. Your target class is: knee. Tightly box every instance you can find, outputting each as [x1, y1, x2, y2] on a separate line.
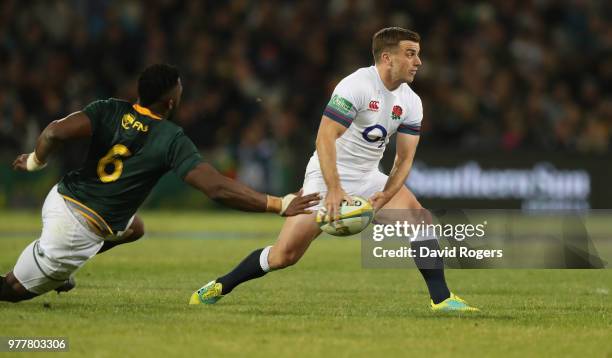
[132, 216, 145, 240]
[407, 196, 423, 210]
[125, 216, 145, 242]
[268, 248, 302, 269]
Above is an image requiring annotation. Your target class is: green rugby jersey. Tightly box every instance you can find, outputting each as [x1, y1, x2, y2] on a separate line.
[57, 98, 202, 233]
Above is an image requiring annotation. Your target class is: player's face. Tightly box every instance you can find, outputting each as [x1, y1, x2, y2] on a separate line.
[390, 40, 421, 83]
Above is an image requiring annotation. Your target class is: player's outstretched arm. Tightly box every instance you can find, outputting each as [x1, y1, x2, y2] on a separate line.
[12, 112, 92, 171]
[316, 116, 352, 221]
[370, 133, 420, 211]
[184, 163, 319, 216]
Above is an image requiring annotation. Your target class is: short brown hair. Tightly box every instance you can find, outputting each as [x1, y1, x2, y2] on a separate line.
[372, 27, 420, 63]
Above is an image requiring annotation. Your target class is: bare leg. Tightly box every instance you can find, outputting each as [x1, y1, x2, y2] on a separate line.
[216, 213, 322, 294]
[267, 212, 322, 269]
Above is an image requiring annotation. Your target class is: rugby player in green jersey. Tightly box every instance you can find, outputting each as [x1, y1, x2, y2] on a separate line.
[1, 64, 319, 303]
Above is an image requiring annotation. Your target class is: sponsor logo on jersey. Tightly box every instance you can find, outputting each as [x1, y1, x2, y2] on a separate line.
[329, 95, 353, 115]
[122, 113, 149, 132]
[362, 124, 387, 148]
[368, 100, 379, 111]
[391, 105, 403, 121]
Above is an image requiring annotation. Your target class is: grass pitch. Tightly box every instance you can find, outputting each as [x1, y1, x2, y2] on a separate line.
[1, 211, 611, 357]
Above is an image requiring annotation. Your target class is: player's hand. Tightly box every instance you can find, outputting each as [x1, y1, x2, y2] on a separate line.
[11, 154, 29, 171]
[369, 191, 392, 212]
[324, 186, 353, 222]
[281, 190, 321, 217]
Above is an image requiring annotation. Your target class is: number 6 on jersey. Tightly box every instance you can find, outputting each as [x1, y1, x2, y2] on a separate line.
[97, 144, 132, 183]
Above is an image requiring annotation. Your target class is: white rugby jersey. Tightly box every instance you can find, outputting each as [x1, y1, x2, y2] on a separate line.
[311, 65, 422, 172]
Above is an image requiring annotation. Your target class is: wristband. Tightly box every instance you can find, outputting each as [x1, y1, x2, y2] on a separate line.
[280, 194, 297, 215]
[26, 152, 47, 171]
[266, 195, 282, 214]
[266, 194, 297, 215]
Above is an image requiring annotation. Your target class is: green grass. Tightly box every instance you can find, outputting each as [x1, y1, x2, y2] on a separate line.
[1, 211, 611, 357]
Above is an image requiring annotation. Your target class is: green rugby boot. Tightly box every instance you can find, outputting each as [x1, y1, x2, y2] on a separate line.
[189, 280, 224, 305]
[431, 293, 479, 312]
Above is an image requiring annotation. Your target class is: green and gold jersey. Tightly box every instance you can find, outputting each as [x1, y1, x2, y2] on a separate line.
[57, 98, 202, 233]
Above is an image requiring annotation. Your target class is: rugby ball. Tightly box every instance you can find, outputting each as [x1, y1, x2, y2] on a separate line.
[316, 195, 374, 236]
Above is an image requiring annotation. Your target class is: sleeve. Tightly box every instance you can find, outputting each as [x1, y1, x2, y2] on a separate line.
[166, 130, 203, 179]
[323, 75, 366, 128]
[397, 94, 423, 136]
[82, 99, 112, 136]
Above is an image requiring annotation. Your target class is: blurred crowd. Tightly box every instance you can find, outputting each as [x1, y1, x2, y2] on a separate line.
[1, 0, 610, 193]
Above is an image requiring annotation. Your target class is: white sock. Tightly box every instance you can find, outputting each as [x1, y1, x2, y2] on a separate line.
[259, 246, 272, 272]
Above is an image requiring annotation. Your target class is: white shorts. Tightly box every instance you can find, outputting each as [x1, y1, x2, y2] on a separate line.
[12, 185, 125, 295]
[302, 157, 388, 210]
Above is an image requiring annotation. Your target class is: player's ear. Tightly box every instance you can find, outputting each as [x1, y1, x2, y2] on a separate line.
[381, 51, 392, 66]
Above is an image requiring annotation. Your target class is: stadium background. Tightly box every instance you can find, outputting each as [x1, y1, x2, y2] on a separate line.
[1, 2, 611, 357]
[1, 0, 610, 210]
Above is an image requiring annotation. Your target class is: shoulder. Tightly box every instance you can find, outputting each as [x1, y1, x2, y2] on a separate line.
[156, 119, 186, 141]
[107, 98, 133, 113]
[398, 85, 423, 126]
[167, 122, 185, 137]
[109, 98, 132, 107]
[399, 85, 423, 112]
[333, 67, 376, 107]
[83, 98, 131, 114]
[338, 66, 377, 89]
[400, 85, 421, 104]
[88, 97, 131, 107]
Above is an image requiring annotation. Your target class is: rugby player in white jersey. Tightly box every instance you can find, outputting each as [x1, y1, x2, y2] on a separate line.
[190, 27, 478, 311]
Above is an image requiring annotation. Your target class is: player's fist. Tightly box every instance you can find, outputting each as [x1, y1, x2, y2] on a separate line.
[280, 190, 321, 217]
[11, 153, 29, 171]
[12, 152, 46, 172]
